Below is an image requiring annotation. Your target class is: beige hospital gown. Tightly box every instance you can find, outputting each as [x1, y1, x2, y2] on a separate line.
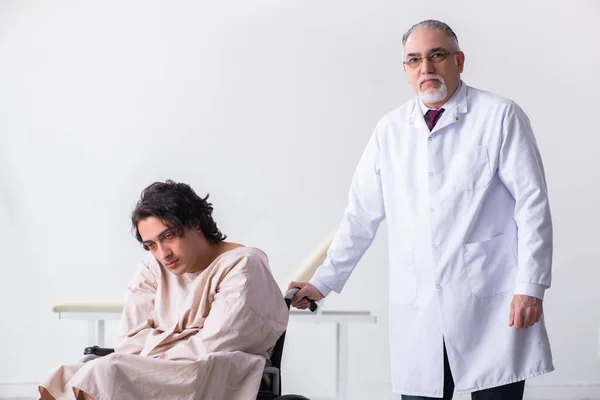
[39, 246, 289, 400]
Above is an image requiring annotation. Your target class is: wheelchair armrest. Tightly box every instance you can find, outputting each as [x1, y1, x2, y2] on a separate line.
[84, 346, 115, 357]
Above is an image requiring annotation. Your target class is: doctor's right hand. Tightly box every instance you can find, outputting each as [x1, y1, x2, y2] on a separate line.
[287, 281, 324, 310]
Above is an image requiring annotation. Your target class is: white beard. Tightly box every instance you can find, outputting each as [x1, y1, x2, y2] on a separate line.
[418, 74, 448, 104]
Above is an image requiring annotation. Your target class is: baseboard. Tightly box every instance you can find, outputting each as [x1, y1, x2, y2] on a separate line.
[1, 382, 599, 399]
[524, 383, 600, 399]
[0, 382, 38, 398]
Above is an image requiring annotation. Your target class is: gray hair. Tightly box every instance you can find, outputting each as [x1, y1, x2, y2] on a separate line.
[402, 20, 461, 51]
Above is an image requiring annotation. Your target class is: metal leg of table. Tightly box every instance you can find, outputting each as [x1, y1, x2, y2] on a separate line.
[335, 322, 349, 400]
[87, 320, 105, 346]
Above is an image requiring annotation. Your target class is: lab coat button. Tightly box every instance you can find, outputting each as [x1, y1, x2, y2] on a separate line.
[428, 136, 433, 141]
[436, 285, 442, 291]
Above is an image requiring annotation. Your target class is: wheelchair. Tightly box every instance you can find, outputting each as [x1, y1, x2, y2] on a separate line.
[82, 288, 313, 400]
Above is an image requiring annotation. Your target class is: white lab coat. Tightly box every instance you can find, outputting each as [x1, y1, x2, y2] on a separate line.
[310, 82, 554, 396]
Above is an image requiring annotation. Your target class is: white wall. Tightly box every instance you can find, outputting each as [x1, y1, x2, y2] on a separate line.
[0, 0, 599, 399]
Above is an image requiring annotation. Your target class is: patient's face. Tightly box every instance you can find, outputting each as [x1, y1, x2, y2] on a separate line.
[137, 216, 208, 275]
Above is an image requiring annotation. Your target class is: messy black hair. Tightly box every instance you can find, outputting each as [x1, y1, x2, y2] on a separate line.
[131, 180, 226, 250]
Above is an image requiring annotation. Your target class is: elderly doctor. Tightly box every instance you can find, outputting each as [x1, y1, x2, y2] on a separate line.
[289, 20, 553, 400]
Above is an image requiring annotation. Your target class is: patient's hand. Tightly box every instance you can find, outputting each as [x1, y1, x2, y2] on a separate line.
[288, 281, 324, 310]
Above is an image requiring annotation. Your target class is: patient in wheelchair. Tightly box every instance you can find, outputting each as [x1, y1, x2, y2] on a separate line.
[39, 180, 289, 400]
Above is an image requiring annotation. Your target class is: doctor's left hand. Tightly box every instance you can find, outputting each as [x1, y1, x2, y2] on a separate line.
[509, 294, 543, 329]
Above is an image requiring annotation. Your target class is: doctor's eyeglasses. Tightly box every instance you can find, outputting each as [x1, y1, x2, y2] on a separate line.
[403, 51, 460, 68]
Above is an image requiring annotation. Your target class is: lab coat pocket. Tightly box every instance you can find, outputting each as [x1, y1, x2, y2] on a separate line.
[389, 249, 417, 305]
[454, 145, 492, 191]
[462, 234, 517, 297]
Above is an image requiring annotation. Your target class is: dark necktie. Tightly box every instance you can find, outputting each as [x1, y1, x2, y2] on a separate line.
[425, 108, 445, 131]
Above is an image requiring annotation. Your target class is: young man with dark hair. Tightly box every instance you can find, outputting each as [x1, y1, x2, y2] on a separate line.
[40, 180, 288, 400]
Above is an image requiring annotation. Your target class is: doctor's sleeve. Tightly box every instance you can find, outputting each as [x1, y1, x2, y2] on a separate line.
[310, 124, 387, 296]
[497, 101, 553, 300]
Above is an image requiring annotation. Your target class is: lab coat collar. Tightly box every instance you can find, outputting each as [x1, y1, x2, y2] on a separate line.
[410, 80, 468, 133]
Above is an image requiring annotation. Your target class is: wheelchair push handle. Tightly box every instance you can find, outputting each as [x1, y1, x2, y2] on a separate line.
[285, 287, 318, 312]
